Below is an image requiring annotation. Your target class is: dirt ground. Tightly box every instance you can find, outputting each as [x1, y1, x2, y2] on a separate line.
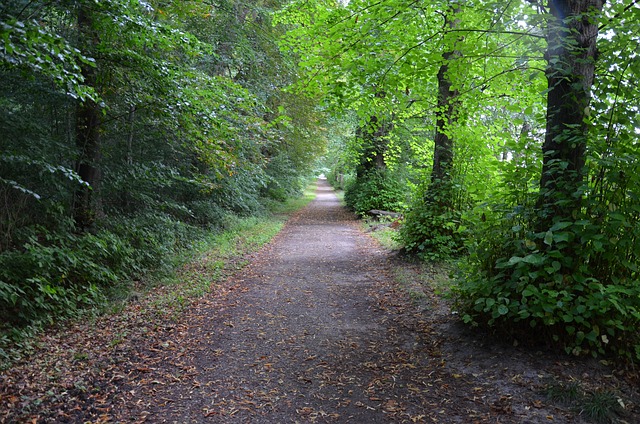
[1, 179, 638, 423]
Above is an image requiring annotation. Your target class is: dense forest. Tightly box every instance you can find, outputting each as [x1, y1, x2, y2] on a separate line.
[2, 0, 640, 366]
[0, 0, 326, 361]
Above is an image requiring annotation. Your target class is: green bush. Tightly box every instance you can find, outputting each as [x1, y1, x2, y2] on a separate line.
[454, 203, 640, 362]
[397, 180, 467, 261]
[0, 230, 113, 329]
[343, 169, 407, 216]
[399, 204, 464, 261]
[262, 154, 308, 202]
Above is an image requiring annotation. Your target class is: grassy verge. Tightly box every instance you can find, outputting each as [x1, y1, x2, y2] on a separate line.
[142, 186, 316, 314]
[364, 222, 402, 250]
[0, 187, 317, 369]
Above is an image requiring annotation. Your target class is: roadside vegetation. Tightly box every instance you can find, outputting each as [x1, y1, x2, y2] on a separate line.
[0, 1, 324, 366]
[287, 1, 640, 365]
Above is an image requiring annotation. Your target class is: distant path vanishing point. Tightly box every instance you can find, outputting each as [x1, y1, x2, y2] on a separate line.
[115, 179, 557, 423]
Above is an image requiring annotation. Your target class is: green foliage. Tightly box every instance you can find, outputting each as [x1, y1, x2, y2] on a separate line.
[400, 206, 464, 261]
[277, 0, 640, 366]
[263, 154, 308, 202]
[0, 208, 208, 331]
[0, 0, 326, 360]
[399, 181, 466, 261]
[344, 169, 408, 216]
[454, 200, 640, 361]
[581, 390, 624, 424]
[545, 380, 582, 406]
[452, 2, 640, 364]
[0, 230, 111, 329]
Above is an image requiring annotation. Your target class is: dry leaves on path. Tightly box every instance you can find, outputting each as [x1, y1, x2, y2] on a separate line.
[2, 180, 638, 423]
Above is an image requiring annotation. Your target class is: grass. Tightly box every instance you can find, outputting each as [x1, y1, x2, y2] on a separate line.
[0, 187, 317, 369]
[365, 222, 402, 250]
[543, 379, 625, 423]
[271, 182, 317, 215]
[141, 186, 317, 315]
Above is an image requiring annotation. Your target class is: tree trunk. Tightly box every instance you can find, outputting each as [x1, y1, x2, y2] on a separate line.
[74, 5, 102, 229]
[536, 0, 604, 229]
[355, 115, 392, 179]
[427, 7, 461, 207]
[431, 58, 458, 184]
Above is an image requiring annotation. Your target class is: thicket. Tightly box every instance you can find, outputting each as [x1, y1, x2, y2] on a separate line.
[343, 169, 407, 216]
[0, 0, 325, 359]
[281, 0, 640, 362]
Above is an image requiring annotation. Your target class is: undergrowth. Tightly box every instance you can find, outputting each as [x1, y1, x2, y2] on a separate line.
[0, 185, 316, 369]
[343, 169, 408, 216]
[543, 379, 625, 423]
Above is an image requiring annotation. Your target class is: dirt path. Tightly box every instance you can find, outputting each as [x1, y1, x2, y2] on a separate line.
[110, 180, 579, 423]
[3, 180, 638, 423]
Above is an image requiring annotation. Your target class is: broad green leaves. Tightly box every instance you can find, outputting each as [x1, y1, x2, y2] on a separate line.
[0, 17, 96, 101]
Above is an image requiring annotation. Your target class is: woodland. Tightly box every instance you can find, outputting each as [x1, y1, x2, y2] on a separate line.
[1, 0, 640, 371]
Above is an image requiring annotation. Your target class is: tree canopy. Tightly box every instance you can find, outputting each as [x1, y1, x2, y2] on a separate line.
[2, 0, 640, 364]
[279, 0, 640, 362]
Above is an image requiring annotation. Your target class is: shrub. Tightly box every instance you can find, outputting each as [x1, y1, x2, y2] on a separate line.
[398, 180, 467, 261]
[399, 204, 464, 261]
[0, 230, 113, 329]
[453, 203, 640, 362]
[343, 169, 407, 216]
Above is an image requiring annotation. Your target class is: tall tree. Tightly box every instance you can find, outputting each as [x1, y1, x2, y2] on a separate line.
[537, 0, 604, 228]
[429, 5, 461, 202]
[74, 3, 102, 229]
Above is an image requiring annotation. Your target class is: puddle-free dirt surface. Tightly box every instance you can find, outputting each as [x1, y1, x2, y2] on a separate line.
[2, 179, 638, 423]
[110, 180, 632, 423]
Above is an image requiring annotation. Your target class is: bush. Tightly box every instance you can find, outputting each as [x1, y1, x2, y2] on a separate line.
[454, 203, 640, 362]
[343, 169, 407, 216]
[0, 230, 114, 329]
[0, 212, 207, 343]
[262, 154, 308, 202]
[399, 204, 464, 261]
[398, 181, 467, 261]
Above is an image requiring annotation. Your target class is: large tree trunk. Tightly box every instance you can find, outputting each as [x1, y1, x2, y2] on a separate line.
[430, 57, 458, 184]
[537, 0, 604, 228]
[427, 7, 461, 207]
[74, 6, 102, 229]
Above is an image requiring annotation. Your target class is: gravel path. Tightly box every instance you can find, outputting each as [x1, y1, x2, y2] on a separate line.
[114, 179, 564, 423]
[7, 179, 635, 423]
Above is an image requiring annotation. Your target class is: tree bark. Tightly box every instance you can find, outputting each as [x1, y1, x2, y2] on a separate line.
[74, 5, 102, 229]
[431, 56, 458, 184]
[537, 0, 604, 228]
[427, 6, 461, 207]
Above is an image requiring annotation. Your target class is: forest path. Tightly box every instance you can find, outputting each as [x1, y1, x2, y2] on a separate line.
[114, 179, 568, 423]
[3, 180, 636, 423]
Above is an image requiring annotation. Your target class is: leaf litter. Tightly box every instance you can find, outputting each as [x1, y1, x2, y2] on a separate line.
[1, 180, 639, 423]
